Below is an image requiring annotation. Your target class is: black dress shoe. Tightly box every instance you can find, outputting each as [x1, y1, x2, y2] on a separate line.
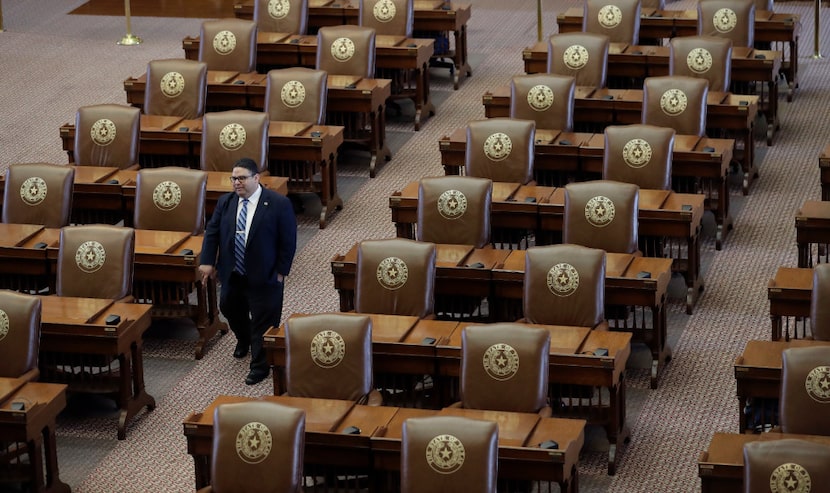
[233, 342, 249, 359]
[245, 370, 269, 385]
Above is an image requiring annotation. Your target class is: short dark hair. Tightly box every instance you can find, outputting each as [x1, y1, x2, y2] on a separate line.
[233, 158, 259, 176]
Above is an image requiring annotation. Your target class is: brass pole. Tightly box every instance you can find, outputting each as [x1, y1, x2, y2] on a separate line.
[814, 0, 823, 58]
[537, 0, 543, 42]
[0, 0, 5, 32]
[118, 0, 142, 45]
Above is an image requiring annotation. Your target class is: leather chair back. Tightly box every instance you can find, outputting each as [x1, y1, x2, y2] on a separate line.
[402, 416, 497, 493]
[361, 0, 413, 37]
[264, 67, 327, 124]
[0, 290, 41, 380]
[811, 263, 830, 341]
[3, 163, 74, 228]
[417, 176, 492, 248]
[254, 0, 309, 34]
[200, 110, 269, 173]
[510, 74, 576, 132]
[211, 401, 305, 493]
[744, 439, 830, 493]
[642, 75, 709, 137]
[697, 0, 755, 47]
[198, 18, 257, 73]
[466, 118, 535, 185]
[547, 32, 609, 88]
[583, 0, 642, 45]
[603, 124, 675, 190]
[564, 180, 639, 254]
[669, 36, 733, 93]
[316, 25, 376, 78]
[285, 313, 373, 401]
[356, 238, 435, 318]
[74, 104, 140, 169]
[133, 167, 207, 235]
[780, 346, 830, 436]
[460, 324, 550, 413]
[144, 58, 208, 119]
[56, 225, 135, 300]
[524, 244, 606, 327]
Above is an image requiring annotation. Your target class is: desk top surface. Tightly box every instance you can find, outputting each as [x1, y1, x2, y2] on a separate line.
[736, 339, 830, 370]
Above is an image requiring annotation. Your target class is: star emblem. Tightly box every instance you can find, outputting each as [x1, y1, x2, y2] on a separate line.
[440, 447, 452, 460]
[496, 355, 507, 367]
[785, 476, 797, 490]
[558, 273, 569, 285]
[388, 267, 397, 278]
[323, 341, 333, 354]
[596, 205, 605, 216]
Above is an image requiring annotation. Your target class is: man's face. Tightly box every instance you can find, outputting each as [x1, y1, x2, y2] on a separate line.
[231, 166, 260, 199]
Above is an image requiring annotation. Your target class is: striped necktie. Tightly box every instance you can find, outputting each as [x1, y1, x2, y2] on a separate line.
[234, 198, 249, 274]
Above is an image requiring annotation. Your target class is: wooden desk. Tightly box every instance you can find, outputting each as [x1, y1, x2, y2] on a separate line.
[767, 266, 812, 341]
[795, 200, 830, 268]
[0, 223, 52, 292]
[820, 144, 830, 201]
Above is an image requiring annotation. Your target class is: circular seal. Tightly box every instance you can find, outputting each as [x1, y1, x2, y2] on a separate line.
[75, 240, 106, 274]
[90, 118, 117, 146]
[280, 80, 306, 108]
[331, 37, 356, 62]
[804, 365, 830, 403]
[152, 181, 182, 211]
[235, 422, 273, 464]
[482, 343, 519, 381]
[20, 177, 48, 206]
[769, 462, 812, 493]
[686, 48, 713, 74]
[527, 84, 554, 112]
[376, 256, 408, 290]
[713, 8, 737, 34]
[267, 0, 290, 19]
[0, 309, 8, 342]
[546, 262, 580, 297]
[660, 88, 688, 116]
[584, 195, 616, 227]
[160, 71, 185, 98]
[483, 132, 512, 162]
[425, 434, 466, 474]
[563, 44, 589, 70]
[437, 189, 467, 220]
[622, 138, 653, 169]
[373, 0, 396, 22]
[213, 30, 237, 55]
[310, 330, 346, 368]
[219, 123, 247, 151]
[597, 5, 622, 29]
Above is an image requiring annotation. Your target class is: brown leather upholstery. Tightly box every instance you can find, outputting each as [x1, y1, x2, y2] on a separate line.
[547, 32, 610, 88]
[254, 0, 308, 34]
[523, 244, 606, 327]
[401, 416, 497, 493]
[780, 346, 830, 436]
[642, 75, 709, 137]
[0, 290, 41, 382]
[74, 104, 140, 169]
[2, 163, 74, 228]
[284, 313, 374, 402]
[56, 225, 135, 300]
[669, 36, 733, 93]
[133, 167, 207, 235]
[697, 0, 755, 47]
[316, 25, 376, 78]
[811, 264, 830, 341]
[209, 401, 305, 493]
[564, 180, 639, 254]
[744, 439, 830, 493]
[200, 110, 269, 173]
[198, 18, 257, 73]
[459, 324, 550, 414]
[583, 0, 642, 45]
[417, 176, 492, 248]
[361, 0, 413, 37]
[603, 124, 675, 190]
[466, 118, 535, 185]
[144, 58, 208, 119]
[264, 67, 327, 124]
[355, 238, 435, 318]
[510, 74, 576, 132]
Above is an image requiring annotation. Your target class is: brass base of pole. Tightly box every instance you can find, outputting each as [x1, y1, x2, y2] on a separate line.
[117, 34, 142, 46]
[812, 53, 824, 59]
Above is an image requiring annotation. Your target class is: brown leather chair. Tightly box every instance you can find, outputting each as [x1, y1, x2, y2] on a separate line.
[466, 118, 535, 185]
[254, 0, 308, 34]
[669, 36, 733, 93]
[144, 58, 208, 119]
[744, 439, 830, 493]
[74, 104, 140, 169]
[417, 176, 492, 248]
[2, 163, 74, 228]
[523, 244, 607, 328]
[56, 225, 135, 301]
[198, 18, 257, 73]
[316, 25, 376, 78]
[583, 0, 641, 45]
[811, 263, 830, 341]
[200, 110, 269, 173]
[355, 238, 435, 318]
[697, 0, 755, 48]
[547, 32, 610, 88]
[133, 167, 207, 235]
[264, 67, 327, 124]
[360, 0, 413, 37]
[198, 401, 305, 493]
[780, 346, 830, 436]
[603, 124, 675, 190]
[0, 290, 41, 382]
[510, 74, 576, 132]
[642, 75, 709, 137]
[564, 180, 639, 254]
[401, 416, 497, 493]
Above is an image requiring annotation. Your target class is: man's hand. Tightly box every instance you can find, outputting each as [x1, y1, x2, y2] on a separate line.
[199, 265, 216, 284]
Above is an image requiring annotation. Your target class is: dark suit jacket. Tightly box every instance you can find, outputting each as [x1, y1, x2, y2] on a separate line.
[200, 186, 297, 288]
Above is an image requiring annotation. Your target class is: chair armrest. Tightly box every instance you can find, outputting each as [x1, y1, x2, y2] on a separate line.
[537, 405, 553, 418]
[116, 295, 135, 304]
[593, 320, 610, 331]
[364, 389, 384, 407]
[19, 368, 40, 383]
[447, 401, 464, 409]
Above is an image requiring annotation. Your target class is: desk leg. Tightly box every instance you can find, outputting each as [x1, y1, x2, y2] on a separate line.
[650, 301, 671, 389]
[684, 231, 704, 315]
[192, 453, 211, 490]
[395, 221, 416, 240]
[714, 171, 733, 250]
[195, 279, 229, 359]
[765, 78, 780, 146]
[607, 375, 631, 475]
[738, 395, 749, 433]
[117, 340, 156, 440]
[42, 423, 71, 493]
[319, 152, 343, 228]
[742, 120, 758, 196]
[771, 314, 783, 341]
[369, 105, 392, 178]
[452, 25, 472, 90]
[797, 241, 811, 268]
[413, 63, 435, 131]
[786, 38, 798, 102]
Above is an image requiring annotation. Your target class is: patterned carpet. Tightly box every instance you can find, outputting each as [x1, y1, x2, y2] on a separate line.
[2, 0, 829, 491]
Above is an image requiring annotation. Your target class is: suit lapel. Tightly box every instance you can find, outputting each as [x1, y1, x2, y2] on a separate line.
[248, 191, 269, 241]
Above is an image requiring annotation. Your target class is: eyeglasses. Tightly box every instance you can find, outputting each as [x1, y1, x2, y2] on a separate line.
[229, 175, 254, 183]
